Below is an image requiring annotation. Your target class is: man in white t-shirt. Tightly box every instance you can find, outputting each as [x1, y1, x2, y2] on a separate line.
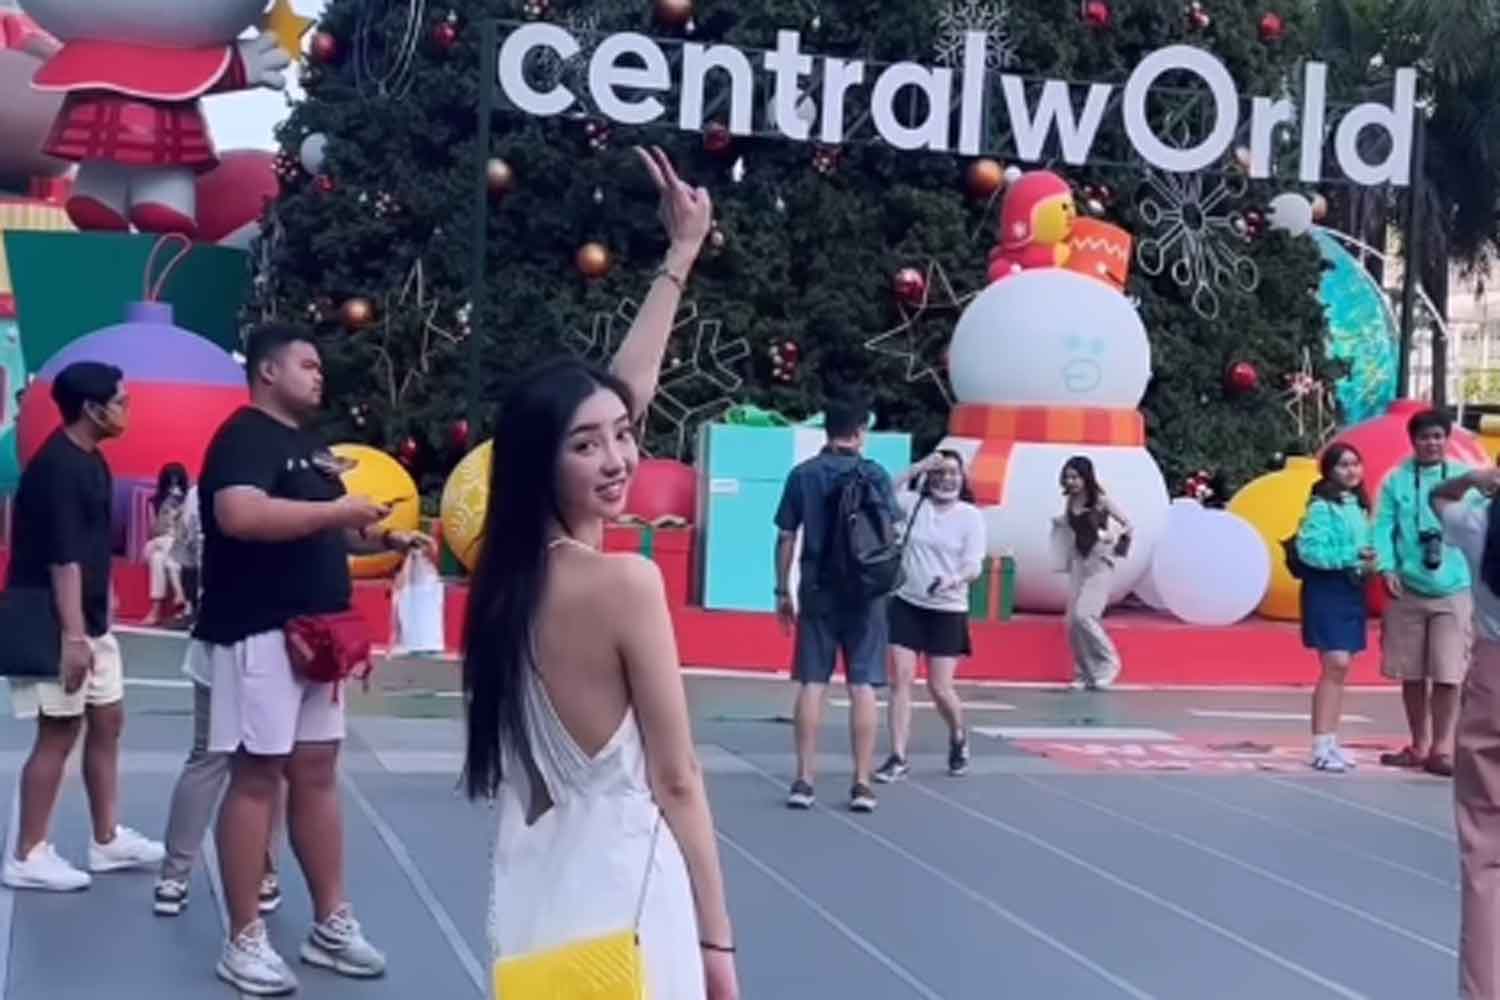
[1431, 465, 1500, 999]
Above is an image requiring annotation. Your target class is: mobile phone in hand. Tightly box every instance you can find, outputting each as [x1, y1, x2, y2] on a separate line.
[927, 576, 942, 596]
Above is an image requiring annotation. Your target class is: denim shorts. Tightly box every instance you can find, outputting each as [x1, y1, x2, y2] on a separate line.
[793, 591, 888, 687]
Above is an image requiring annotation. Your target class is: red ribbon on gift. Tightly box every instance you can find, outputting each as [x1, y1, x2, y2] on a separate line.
[949, 404, 1145, 505]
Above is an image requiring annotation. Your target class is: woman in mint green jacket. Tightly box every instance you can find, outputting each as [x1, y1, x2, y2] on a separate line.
[1296, 443, 1376, 772]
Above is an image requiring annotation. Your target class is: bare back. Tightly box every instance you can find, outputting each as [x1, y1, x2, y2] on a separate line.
[530, 545, 635, 759]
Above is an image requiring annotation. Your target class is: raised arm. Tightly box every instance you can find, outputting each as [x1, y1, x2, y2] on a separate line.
[612, 557, 739, 998]
[610, 148, 713, 421]
[1431, 467, 1500, 516]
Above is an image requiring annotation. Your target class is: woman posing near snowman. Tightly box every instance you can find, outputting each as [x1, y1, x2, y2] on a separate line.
[1293, 442, 1376, 773]
[1054, 456, 1133, 690]
[874, 450, 987, 783]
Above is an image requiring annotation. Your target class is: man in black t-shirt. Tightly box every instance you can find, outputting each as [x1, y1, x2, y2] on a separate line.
[182, 324, 432, 994]
[2, 362, 165, 892]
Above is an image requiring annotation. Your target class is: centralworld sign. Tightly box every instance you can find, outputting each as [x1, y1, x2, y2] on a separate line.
[494, 24, 1417, 187]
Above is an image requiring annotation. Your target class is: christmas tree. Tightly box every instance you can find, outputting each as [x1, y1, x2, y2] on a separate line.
[256, 0, 1361, 499]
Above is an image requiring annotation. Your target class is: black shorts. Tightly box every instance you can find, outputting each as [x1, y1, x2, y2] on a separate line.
[888, 596, 972, 658]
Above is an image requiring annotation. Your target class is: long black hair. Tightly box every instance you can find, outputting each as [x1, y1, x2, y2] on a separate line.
[151, 462, 189, 515]
[462, 358, 637, 801]
[1310, 442, 1370, 509]
[1060, 455, 1103, 509]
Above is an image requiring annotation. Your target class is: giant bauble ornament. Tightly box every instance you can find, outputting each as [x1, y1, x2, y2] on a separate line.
[332, 443, 421, 579]
[624, 459, 696, 522]
[194, 150, 280, 249]
[1326, 399, 1488, 501]
[16, 302, 246, 481]
[441, 440, 493, 571]
[1227, 456, 1321, 620]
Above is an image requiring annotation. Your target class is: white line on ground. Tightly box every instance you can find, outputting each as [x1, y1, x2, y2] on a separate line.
[1016, 775, 1456, 957]
[123, 677, 193, 690]
[1266, 778, 1457, 843]
[907, 781, 1369, 1000]
[1148, 779, 1457, 891]
[829, 698, 1015, 712]
[1188, 709, 1373, 724]
[973, 726, 1179, 742]
[714, 830, 947, 1000]
[0, 788, 16, 1000]
[340, 774, 486, 995]
[731, 757, 1156, 999]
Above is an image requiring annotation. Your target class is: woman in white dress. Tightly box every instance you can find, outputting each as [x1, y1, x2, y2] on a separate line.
[463, 148, 739, 1000]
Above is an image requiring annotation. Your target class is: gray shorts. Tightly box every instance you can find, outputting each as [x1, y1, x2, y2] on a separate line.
[793, 594, 888, 687]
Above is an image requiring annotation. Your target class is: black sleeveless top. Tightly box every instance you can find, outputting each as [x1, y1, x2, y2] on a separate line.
[1067, 503, 1108, 558]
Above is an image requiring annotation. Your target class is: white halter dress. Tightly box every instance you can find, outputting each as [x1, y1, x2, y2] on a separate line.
[487, 665, 705, 998]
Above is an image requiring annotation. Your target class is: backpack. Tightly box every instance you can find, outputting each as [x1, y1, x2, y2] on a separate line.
[820, 463, 905, 606]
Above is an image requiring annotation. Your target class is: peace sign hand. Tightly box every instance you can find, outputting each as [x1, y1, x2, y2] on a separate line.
[635, 146, 713, 259]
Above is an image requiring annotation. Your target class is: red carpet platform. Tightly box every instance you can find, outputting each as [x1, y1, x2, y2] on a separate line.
[86, 559, 1385, 688]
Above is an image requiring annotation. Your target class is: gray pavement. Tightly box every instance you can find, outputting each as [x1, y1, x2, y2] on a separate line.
[0, 630, 1466, 999]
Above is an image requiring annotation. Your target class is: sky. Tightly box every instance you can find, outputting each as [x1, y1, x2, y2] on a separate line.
[203, 0, 329, 151]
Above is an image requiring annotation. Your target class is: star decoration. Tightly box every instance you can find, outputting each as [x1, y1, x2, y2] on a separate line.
[864, 261, 976, 405]
[374, 259, 459, 406]
[1282, 348, 1336, 447]
[263, 0, 316, 63]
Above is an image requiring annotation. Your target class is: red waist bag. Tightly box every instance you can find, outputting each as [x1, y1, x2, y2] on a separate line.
[284, 611, 373, 702]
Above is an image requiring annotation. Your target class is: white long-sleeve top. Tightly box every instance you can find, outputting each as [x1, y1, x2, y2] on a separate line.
[895, 492, 988, 612]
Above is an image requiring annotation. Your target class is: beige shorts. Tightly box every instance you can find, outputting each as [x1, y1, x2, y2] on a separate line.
[9, 633, 126, 720]
[203, 631, 345, 756]
[1381, 590, 1474, 684]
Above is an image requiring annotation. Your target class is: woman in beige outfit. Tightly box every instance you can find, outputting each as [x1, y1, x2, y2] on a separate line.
[1053, 456, 1133, 690]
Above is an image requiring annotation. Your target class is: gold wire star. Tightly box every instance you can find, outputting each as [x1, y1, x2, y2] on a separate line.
[1282, 347, 1335, 447]
[263, 0, 315, 62]
[863, 260, 976, 405]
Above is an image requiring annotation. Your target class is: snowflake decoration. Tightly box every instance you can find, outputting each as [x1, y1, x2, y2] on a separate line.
[935, 0, 1017, 71]
[1136, 169, 1260, 321]
[569, 299, 749, 459]
[1282, 348, 1337, 448]
[864, 261, 976, 405]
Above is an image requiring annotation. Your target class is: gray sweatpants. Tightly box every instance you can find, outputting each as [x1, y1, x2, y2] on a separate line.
[1066, 553, 1122, 688]
[160, 682, 282, 882]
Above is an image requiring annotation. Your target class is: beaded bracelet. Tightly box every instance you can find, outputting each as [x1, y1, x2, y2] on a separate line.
[653, 266, 688, 293]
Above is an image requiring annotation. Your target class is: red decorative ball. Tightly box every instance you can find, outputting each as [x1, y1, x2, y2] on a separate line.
[1187, 2, 1211, 29]
[450, 419, 471, 451]
[624, 459, 697, 522]
[397, 437, 420, 468]
[703, 121, 732, 155]
[310, 31, 339, 63]
[316, 174, 336, 193]
[1083, 0, 1112, 27]
[1227, 361, 1260, 394]
[432, 20, 458, 51]
[1259, 12, 1285, 42]
[892, 267, 927, 305]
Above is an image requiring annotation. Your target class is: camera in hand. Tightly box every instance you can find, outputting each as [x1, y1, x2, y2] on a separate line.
[1419, 529, 1445, 571]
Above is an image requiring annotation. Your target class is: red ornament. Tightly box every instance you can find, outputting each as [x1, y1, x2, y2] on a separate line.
[892, 267, 927, 305]
[703, 121, 732, 155]
[316, 173, 335, 193]
[310, 30, 339, 63]
[397, 437, 420, 468]
[450, 419, 471, 451]
[1259, 12, 1285, 42]
[432, 19, 458, 51]
[1227, 361, 1260, 394]
[1083, 0, 1112, 27]
[1187, 2, 1211, 29]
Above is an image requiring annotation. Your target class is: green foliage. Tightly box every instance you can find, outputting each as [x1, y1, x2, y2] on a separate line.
[256, 0, 1345, 497]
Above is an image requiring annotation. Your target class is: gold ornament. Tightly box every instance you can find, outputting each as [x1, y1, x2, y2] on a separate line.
[576, 242, 612, 279]
[486, 157, 515, 196]
[340, 297, 375, 330]
[965, 158, 1005, 199]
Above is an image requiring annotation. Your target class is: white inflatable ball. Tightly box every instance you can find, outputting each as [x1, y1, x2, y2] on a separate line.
[1136, 499, 1204, 610]
[1267, 193, 1314, 237]
[948, 269, 1151, 409]
[1151, 508, 1271, 627]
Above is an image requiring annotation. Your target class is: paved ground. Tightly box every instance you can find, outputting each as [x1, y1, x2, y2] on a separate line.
[0, 631, 1465, 999]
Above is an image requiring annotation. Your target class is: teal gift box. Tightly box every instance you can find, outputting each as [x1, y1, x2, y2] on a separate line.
[696, 422, 912, 613]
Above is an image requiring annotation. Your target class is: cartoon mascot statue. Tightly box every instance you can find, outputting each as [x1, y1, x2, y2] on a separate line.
[986, 170, 1078, 284]
[17, 0, 293, 238]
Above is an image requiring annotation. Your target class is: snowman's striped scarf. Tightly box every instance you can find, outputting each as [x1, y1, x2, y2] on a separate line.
[950, 404, 1145, 506]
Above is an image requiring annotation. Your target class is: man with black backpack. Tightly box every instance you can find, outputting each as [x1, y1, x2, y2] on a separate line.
[773, 396, 902, 814]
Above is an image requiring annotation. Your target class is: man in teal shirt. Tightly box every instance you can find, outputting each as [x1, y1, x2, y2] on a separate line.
[1374, 409, 1473, 776]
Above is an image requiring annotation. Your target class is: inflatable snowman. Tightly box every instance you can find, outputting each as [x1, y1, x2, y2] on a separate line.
[18, 0, 291, 237]
[941, 180, 1170, 612]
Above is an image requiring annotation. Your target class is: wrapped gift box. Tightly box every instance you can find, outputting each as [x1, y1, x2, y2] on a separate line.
[968, 556, 1016, 621]
[604, 522, 695, 608]
[697, 423, 912, 613]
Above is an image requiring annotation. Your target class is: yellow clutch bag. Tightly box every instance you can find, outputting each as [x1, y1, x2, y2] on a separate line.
[493, 815, 661, 1000]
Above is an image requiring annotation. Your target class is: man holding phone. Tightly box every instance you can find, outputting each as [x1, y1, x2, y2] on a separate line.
[192, 323, 433, 994]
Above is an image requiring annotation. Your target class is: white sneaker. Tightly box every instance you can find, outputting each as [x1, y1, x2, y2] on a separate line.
[2, 843, 90, 892]
[1330, 744, 1358, 770]
[153, 877, 189, 916]
[1311, 751, 1347, 773]
[89, 825, 166, 872]
[218, 919, 298, 995]
[301, 903, 386, 978]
